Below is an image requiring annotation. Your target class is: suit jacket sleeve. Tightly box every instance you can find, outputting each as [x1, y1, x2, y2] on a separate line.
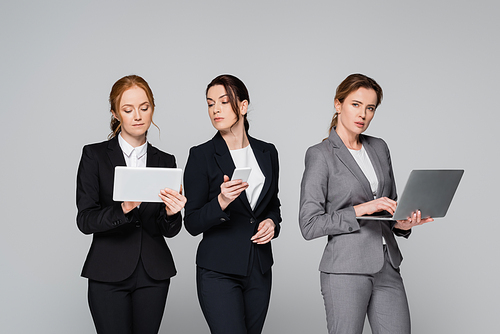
[76, 145, 132, 234]
[183, 146, 230, 236]
[157, 211, 182, 238]
[299, 145, 361, 240]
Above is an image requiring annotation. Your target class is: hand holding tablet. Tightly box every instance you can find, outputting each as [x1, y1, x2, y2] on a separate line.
[113, 167, 183, 203]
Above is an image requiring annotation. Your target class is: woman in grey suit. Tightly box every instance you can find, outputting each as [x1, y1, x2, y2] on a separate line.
[299, 73, 432, 334]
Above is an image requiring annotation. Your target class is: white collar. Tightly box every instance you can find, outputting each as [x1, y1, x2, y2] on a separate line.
[118, 133, 148, 159]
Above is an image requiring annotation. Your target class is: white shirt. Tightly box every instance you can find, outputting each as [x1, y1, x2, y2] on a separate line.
[118, 133, 147, 168]
[349, 145, 386, 245]
[230, 145, 265, 210]
[348, 145, 378, 198]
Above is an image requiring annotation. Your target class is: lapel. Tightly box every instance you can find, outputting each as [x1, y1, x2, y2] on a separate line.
[146, 142, 159, 167]
[213, 132, 237, 181]
[328, 129, 374, 201]
[361, 136, 386, 198]
[106, 136, 126, 168]
[212, 132, 265, 215]
[248, 136, 272, 213]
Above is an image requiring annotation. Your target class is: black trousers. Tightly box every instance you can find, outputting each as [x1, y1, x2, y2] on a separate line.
[196, 255, 272, 334]
[88, 258, 170, 334]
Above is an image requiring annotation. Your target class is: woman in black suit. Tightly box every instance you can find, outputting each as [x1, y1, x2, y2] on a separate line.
[184, 74, 282, 334]
[76, 75, 186, 334]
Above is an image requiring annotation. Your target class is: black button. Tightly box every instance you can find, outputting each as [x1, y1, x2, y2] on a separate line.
[135, 221, 141, 228]
[348, 227, 353, 232]
[250, 218, 255, 224]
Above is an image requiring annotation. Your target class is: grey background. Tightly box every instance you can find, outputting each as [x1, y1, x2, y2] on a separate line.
[1, 0, 498, 333]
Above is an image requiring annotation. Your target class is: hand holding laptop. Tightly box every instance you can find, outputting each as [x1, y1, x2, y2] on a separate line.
[393, 210, 434, 230]
[354, 197, 433, 229]
[355, 170, 463, 223]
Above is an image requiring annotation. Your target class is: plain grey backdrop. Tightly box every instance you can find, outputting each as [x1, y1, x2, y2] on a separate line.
[1, 0, 498, 333]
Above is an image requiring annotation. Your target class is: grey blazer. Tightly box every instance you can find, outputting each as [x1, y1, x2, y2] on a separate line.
[299, 129, 410, 275]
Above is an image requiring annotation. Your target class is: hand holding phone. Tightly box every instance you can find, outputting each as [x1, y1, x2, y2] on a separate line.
[231, 167, 252, 182]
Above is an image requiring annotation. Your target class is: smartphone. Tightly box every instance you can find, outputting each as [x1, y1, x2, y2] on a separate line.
[231, 167, 252, 182]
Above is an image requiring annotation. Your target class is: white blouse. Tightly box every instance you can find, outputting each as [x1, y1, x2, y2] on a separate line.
[230, 145, 265, 210]
[349, 145, 385, 244]
[348, 145, 378, 198]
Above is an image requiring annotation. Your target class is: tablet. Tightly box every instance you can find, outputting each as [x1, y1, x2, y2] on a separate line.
[113, 167, 183, 202]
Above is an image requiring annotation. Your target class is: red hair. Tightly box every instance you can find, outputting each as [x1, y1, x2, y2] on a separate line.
[108, 75, 157, 139]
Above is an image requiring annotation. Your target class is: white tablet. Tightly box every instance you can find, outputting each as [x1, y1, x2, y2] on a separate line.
[113, 167, 183, 203]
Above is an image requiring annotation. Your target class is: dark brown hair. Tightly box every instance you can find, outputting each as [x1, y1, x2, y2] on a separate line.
[108, 75, 157, 139]
[329, 73, 383, 133]
[206, 74, 250, 133]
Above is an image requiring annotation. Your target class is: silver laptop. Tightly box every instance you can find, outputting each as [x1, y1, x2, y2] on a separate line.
[356, 169, 464, 221]
[113, 167, 183, 203]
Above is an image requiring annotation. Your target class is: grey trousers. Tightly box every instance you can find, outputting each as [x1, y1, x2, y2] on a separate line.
[320, 247, 411, 334]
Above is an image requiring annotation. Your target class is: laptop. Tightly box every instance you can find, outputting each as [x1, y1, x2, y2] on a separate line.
[356, 169, 464, 221]
[113, 167, 183, 203]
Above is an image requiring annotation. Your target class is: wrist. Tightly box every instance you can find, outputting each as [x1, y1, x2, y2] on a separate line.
[353, 204, 365, 217]
[218, 194, 228, 211]
[121, 202, 133, 214]
[165, 211, 178, 220]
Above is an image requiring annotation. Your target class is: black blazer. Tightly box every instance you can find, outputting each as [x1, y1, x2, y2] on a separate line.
[184, 132, 281, 276]
[76, 136, 181, 282]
